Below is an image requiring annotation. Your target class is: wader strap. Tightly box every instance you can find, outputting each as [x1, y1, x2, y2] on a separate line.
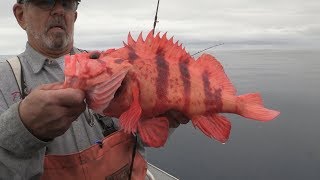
[129, 135, 138, 180]
[6, 56, 27, 99]
[6, 48, 87, 97]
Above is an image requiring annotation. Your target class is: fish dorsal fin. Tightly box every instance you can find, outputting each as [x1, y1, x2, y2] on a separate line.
[126, 30, 193, 63]
[196, 53, 236, 95]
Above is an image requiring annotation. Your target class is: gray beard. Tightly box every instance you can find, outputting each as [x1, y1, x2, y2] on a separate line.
[27, 26, 73, 51]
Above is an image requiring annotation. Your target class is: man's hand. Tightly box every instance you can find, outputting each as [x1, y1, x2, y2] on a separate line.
[163, 110, 190, 128]
[18, 83, 86, 141]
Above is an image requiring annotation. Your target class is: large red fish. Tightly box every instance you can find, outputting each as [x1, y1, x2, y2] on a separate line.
[64, 30, 280, 147]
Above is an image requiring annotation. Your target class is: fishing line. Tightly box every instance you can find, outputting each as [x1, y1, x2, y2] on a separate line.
[191, 43, 225, 56]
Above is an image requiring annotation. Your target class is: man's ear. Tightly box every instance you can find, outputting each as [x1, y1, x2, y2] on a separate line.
[74, 11, 78, 22]
[13, 4, 27, 30]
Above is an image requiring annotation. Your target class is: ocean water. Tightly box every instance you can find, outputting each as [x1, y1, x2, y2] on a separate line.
[146, 49, 320, 180]
[1, 49, 320, 179]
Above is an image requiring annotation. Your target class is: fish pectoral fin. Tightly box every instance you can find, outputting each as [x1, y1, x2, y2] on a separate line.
[138, 117, 169, 148]
[192, 114, 231, 143]
[87, 69, 128, 114]
[119, 82, 142, 134]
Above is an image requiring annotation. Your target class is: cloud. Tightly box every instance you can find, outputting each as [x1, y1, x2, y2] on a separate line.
[0, 0, 319, 55]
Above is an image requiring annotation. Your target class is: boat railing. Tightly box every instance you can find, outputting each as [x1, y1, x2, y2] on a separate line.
[146, 163, 179, 180]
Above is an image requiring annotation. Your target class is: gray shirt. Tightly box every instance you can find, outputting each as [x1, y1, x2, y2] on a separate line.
[0, 43, 113, 179]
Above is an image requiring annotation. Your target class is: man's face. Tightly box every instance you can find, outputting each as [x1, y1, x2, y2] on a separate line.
[16, 0, 78, 54]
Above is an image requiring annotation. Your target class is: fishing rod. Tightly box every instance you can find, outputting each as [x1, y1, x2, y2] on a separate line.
[191, 43, 224, 56]
[152, 0, 160, 35]
[151, 0, 222, 56]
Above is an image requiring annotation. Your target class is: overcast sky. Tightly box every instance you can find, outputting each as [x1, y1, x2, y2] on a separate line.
[0, 0, 319, 55]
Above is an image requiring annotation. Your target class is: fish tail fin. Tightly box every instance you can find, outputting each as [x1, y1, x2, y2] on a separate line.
[236, 93, 280, 121]
[192, 114, 231, 143]
[137, 117, 169, 148]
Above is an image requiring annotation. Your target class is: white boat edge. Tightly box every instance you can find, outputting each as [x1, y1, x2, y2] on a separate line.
[146, 162, 180, 180]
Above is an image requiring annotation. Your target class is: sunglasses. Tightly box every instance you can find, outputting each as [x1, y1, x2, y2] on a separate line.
[18, 0, 79, 11]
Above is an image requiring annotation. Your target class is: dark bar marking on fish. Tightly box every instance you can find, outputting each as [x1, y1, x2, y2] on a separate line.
[156, 54, 169, 100]
[179, 58, 191, 112]
[213, 88, 223, 112]
[156, 47, 165, 55]
[202, 71, 223, 113]
[115, 59, 124, 64]
[128, 47, 139, 63]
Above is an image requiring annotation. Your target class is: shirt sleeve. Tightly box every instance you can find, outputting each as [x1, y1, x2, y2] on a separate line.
[0, 91, 49, 177]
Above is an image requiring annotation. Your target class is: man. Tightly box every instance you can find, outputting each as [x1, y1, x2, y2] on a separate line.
[0, 0, 187, 179]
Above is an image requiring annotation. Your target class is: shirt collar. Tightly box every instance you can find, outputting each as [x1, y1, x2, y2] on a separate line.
[22, 43, 81, 73]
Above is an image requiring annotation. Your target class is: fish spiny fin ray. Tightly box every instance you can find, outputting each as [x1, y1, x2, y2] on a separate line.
[125, 30, 192, 62]
[127, 32, 136, 46]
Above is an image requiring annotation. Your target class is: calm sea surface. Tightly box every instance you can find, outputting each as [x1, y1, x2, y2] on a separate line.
[1, 49, 320, 179]
[146, 49, 320, 180]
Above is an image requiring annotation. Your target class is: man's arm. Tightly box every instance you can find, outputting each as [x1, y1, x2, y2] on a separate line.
[0, 90, 48, 177]
[18, 83, 86, 140]
[0, 83, 86, 177]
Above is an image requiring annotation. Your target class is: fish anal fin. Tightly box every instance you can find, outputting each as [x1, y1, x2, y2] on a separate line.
[192, 114, 231, 143]
[138, 117, 169, 148]
[196, 54, 236, 95]
[119, 82, 142, 134]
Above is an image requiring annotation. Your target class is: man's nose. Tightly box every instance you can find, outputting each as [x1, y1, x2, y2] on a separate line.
[50, 0, 65, 16]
